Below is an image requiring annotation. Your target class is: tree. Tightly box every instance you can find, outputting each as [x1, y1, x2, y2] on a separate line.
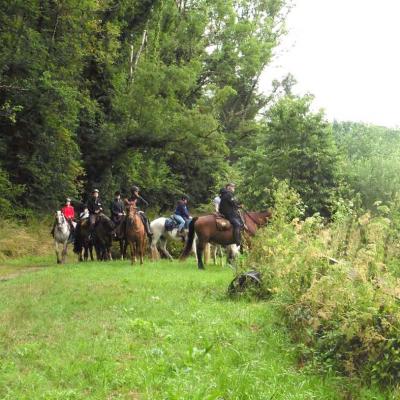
[239, 95, 340, 216]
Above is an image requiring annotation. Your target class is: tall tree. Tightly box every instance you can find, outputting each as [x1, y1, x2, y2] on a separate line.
[239, 95, 340, 216]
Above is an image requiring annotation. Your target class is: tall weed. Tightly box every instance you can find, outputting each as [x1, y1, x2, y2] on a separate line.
[244, 181, 400, 386]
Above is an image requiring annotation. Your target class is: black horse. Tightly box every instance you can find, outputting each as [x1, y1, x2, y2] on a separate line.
[93, 214, 115, 261]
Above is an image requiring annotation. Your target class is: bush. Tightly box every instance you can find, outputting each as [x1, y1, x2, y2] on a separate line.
[243, 182, 400, 386]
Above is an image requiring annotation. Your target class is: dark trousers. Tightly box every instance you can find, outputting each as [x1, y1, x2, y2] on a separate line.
[229, 216, 243, 246]
[139, 211, 152, 237]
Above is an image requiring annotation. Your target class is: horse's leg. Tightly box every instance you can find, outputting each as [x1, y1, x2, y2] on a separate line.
[119, 240, 124, 260]
[139, 239, 144, 265]
[196, 240, 206, 270]
[89, 244, 94, 261]
[159, 237, 173, 260]
[191, 236, 197, 258]
[128, 241, 134, 265]
[227, 245, 240, 270]
[55, 241, 61, 264]
[212, 245, 217, 265]
[61, 242, 68, 264]
[204, 243, 211, 265]
[123, 240, 128, 259]
[150, 234, 160, 261]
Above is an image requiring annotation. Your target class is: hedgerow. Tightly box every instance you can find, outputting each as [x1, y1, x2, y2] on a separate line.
[244, 181, 400, 386]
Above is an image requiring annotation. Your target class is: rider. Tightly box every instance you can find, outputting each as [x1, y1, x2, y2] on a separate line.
[51, 197, 75, 237]
[219, 183, 243, 247]
[128, 185, 153, 239]
[87, 188, 103, 236]
[110, 191, 125, 224]
[174, 195, 191, 237]
[62, 197, 75, 232]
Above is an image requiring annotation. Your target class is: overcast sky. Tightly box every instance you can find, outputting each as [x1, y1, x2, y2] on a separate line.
[259, 0, 400, 128]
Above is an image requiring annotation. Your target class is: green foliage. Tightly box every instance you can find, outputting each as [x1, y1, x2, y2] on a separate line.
[0, 167, 25, 218]
[239, 96, 340, 215]
[243, 183, 400, 387]
[0, 0, 290, 211]
[333, 122, 400, 210]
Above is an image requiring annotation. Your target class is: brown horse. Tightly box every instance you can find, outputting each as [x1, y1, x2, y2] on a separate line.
[181, 210, 272, 269]
[125, 204, 146, 265]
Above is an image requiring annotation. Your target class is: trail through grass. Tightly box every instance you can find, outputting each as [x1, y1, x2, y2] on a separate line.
[0, 258, 389, 399]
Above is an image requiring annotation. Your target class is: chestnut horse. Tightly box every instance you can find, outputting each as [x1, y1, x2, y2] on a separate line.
[125, 204, 146, 265]
[181, 210, 272, 269]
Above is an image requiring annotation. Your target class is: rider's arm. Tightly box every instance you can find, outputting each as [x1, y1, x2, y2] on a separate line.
[138, 196, 149, 207]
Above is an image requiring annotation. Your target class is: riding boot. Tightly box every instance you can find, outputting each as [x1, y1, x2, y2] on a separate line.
[233, 227, 241, 247]
[140, 213, 153, 239]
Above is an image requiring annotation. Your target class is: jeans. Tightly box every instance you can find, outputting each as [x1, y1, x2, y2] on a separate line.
[173, 214, 185, 231]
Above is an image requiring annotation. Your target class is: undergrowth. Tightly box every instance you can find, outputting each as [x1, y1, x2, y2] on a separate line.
[242, 181, 400, 390]
[0, 217, 53, 262]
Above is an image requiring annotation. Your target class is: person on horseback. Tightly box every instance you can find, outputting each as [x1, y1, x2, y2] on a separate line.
[51, 197, 75, 237]
[128, 185, 152, 238]
[174, 195, 191, 237]
[87, 189, 103, 236]
[110, 190, 125, 240]
[219, 183, 243, 247]
[110, 191, 125, 224]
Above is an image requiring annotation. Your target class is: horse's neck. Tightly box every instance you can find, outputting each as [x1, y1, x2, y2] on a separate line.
[243, 213, 259, 234]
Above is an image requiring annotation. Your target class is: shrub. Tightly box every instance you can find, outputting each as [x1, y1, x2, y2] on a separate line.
[243, 182, 400, 386]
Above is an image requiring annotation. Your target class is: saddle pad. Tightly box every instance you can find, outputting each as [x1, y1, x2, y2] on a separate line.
[165, 218, 178, 231]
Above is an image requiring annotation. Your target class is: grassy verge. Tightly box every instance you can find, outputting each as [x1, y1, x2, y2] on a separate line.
[0, 218, 53, 262]
[0, 258, 369, 400]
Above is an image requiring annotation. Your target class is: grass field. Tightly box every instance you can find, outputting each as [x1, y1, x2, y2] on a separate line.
[0, 257, 392, 400]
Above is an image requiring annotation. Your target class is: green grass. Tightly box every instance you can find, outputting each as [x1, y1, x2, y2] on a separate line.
[0, 258, 393, 399]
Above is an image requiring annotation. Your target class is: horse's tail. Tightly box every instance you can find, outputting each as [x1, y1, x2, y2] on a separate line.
[180, 217, 198, 260]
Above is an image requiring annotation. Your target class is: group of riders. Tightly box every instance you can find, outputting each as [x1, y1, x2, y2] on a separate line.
[52, 182, 243, 250]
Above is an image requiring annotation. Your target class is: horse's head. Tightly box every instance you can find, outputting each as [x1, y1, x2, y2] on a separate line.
[127, 204, 138, 217]
[55, 210, 65, 226]
[246, 209, 272, 227]
[260, 209, 272, 225]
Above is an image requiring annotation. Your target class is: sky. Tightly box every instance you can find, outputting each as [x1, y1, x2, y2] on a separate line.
[259, 0, 400, 128]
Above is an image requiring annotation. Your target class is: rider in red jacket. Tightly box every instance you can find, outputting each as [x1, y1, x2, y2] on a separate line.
[61, 198, 75, 220]
[51, 198, 75, 237]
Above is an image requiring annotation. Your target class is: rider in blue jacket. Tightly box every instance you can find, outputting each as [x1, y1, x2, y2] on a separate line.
[174, 195, 191, 236]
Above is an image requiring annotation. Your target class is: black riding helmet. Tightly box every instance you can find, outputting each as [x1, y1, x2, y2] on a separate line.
[181, 194, 189, 201]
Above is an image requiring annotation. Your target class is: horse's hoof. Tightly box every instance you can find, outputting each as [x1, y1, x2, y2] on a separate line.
[198, 266, 205, 270]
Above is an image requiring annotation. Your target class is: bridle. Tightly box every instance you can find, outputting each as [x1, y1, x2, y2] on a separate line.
[56, 212, 66, 227]
[242, 208, 262, 226]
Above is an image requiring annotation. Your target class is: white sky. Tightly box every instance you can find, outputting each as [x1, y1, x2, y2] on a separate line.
[259, 0, 400, 128]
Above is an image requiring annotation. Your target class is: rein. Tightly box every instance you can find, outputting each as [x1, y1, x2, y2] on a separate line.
[242, 208, 262, 226]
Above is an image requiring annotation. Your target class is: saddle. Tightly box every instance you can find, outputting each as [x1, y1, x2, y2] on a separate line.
[214, 213, 231, 231]
[164, 215, 180, 232]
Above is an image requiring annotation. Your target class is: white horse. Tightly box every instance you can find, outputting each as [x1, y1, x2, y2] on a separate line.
[150, 217, 196, 260]
[53, 211, 72, 264]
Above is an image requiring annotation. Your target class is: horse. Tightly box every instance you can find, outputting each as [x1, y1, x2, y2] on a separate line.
[125, 204, 146, 265]
[150, 217, 197, 260]
[181, 210, 272, 269]
[53, 211, 71, 264]
[93, 214, 115, 261]
[74, 218, 94, 262]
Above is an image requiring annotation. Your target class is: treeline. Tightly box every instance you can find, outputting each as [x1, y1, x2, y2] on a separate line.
[1, 0, 400, 218]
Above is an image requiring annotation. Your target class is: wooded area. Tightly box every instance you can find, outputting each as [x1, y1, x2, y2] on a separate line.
[1, 0, 400, 219]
